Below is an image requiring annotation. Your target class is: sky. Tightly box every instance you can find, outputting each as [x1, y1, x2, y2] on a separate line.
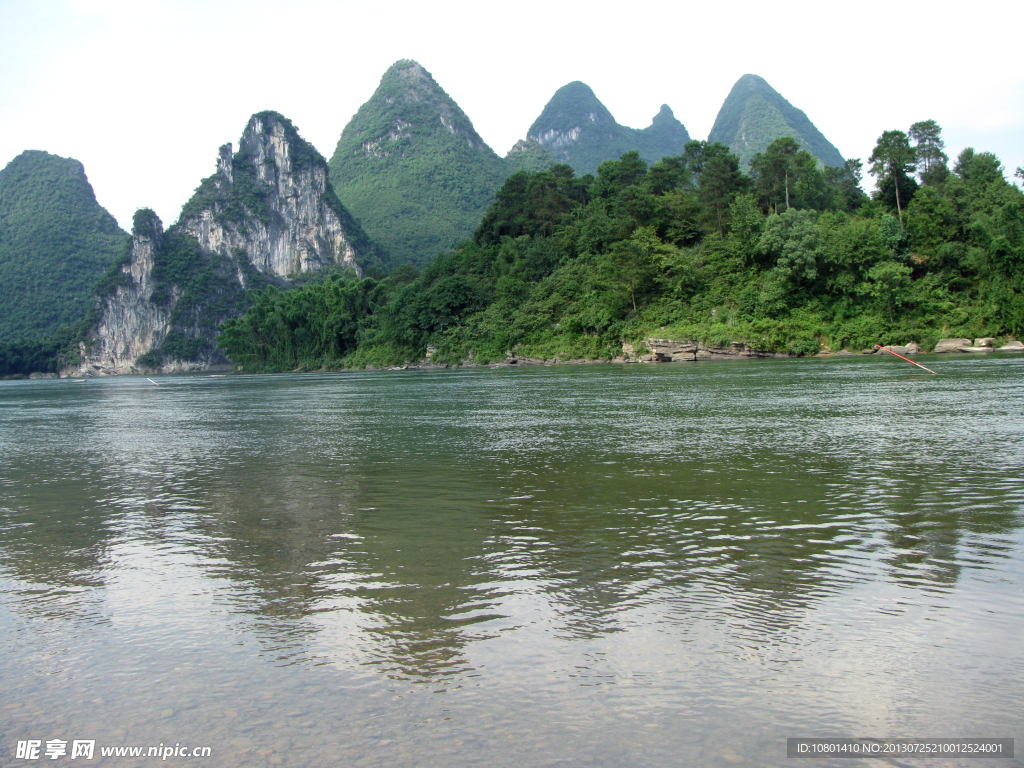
[2, 0, 1021, 231]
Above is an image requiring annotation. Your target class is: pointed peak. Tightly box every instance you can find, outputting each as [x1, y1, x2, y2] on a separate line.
[730, 74, 782, 101]
[651, 104, 678, 126]
[386, 58, 428, 77]
[709, 74, 844, 168]
[377, 59, 447, 102]
[558, 81, 598, 98]
[239, 111, 325, 169]
[131, 208, 163, 240]
[243, 110, 300, 142]
[735, 73, 770, 87]
[545, 81, 611, 117]
[528, 81, 615, 142]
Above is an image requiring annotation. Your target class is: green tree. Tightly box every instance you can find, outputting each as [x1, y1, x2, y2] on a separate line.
[869, 130, 918, 226]
[823, 159, 868, 211]
[604, 225, 662, 312]
[750, 137, 801, 212]
[685, 142, 744, 237]
[865, 261, 912, 322]
[792, 150, 827, 211]
[909, 120, 949, 186]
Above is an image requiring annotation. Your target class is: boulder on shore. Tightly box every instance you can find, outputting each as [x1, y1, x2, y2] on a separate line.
[881, 343, 920, 356]
[934, 338, 972, 353]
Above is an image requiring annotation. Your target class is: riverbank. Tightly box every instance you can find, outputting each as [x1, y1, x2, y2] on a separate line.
[38, 335, 1024, 377]
[362, 336, 1024, 373]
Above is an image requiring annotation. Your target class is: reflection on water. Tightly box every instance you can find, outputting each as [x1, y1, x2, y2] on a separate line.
[1, 358, 1023, 767]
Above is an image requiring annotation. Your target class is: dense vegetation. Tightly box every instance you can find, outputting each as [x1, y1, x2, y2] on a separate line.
[218, 123, 1024, 372]
[709, 74, 845, 169]
[0, 322, 91, 377]
[527, 82, 691, 176]
[328, 60, 509, 268]
[0, 150, 127, 343]
[505, 139, 556, 175]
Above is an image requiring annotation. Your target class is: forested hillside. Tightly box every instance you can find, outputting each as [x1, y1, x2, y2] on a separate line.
[709, 75, 845, 169]
[217, 124, 1024, 372]
[328, 60, 508, 268]
[0, 151, 127, 342]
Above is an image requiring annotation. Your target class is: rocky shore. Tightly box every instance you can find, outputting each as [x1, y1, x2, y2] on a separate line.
[380, 335, 1020, 372]
[42, 335, 1024, 377]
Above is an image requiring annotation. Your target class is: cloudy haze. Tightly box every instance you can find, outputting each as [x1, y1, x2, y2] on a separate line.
[2, 0, 1021, 230]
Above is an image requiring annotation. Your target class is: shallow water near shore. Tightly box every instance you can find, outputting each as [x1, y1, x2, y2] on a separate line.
[1, 356, 1022, 767]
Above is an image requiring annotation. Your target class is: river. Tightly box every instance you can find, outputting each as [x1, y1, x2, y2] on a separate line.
[1, 356, 1022, 766]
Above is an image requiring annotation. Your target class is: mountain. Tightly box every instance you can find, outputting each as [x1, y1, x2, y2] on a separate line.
[505, 139, 555, 174]
[68, 111, 378, 375]
[708, 74, 844, 169]
[525, 82, 691, 176]
[0, 151, 127, 343]
[329, 59, 508, 268]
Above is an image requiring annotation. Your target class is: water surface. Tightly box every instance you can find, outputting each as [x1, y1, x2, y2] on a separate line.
[2, 357, 1022, 766]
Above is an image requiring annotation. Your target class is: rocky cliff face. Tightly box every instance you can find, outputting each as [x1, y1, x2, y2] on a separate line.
[181, 113, 364, 279]
[66, 112, 376, 376]
[66, 212, 184, 375]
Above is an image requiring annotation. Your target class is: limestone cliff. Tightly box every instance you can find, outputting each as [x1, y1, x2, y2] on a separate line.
[66, 112, 379, 376]
[70, 212, 178, 375]
[180, 112, 370, 279]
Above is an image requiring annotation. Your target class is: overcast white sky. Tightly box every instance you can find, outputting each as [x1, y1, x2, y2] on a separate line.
[2, 0, 1021, 231]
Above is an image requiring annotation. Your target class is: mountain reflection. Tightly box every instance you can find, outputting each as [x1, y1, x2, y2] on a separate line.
[2, 366, 1023, 687]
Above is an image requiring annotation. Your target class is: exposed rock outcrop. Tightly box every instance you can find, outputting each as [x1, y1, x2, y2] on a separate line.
[65, 112, 377, 376]
[181, 113, 364, 279]
[932, 337, 1013, 353]
[621, 338, 781, 362]
[933, 338, 972, 353]
[879, 343, 920, 356]
[69, 212, 178, 376]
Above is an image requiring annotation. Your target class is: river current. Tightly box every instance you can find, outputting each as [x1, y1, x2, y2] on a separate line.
[1, 356, 1022, 767]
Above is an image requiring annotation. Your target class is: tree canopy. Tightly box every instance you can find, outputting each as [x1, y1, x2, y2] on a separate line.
[212, 122, 1024, 372]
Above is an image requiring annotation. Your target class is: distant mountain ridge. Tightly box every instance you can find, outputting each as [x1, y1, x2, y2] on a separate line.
[328, 60, 508, 268]
[0, 151, 127, 343]
[329, 65, 695, 267]
[526, 82, 691, 176]
[709, 74, 844, 168]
